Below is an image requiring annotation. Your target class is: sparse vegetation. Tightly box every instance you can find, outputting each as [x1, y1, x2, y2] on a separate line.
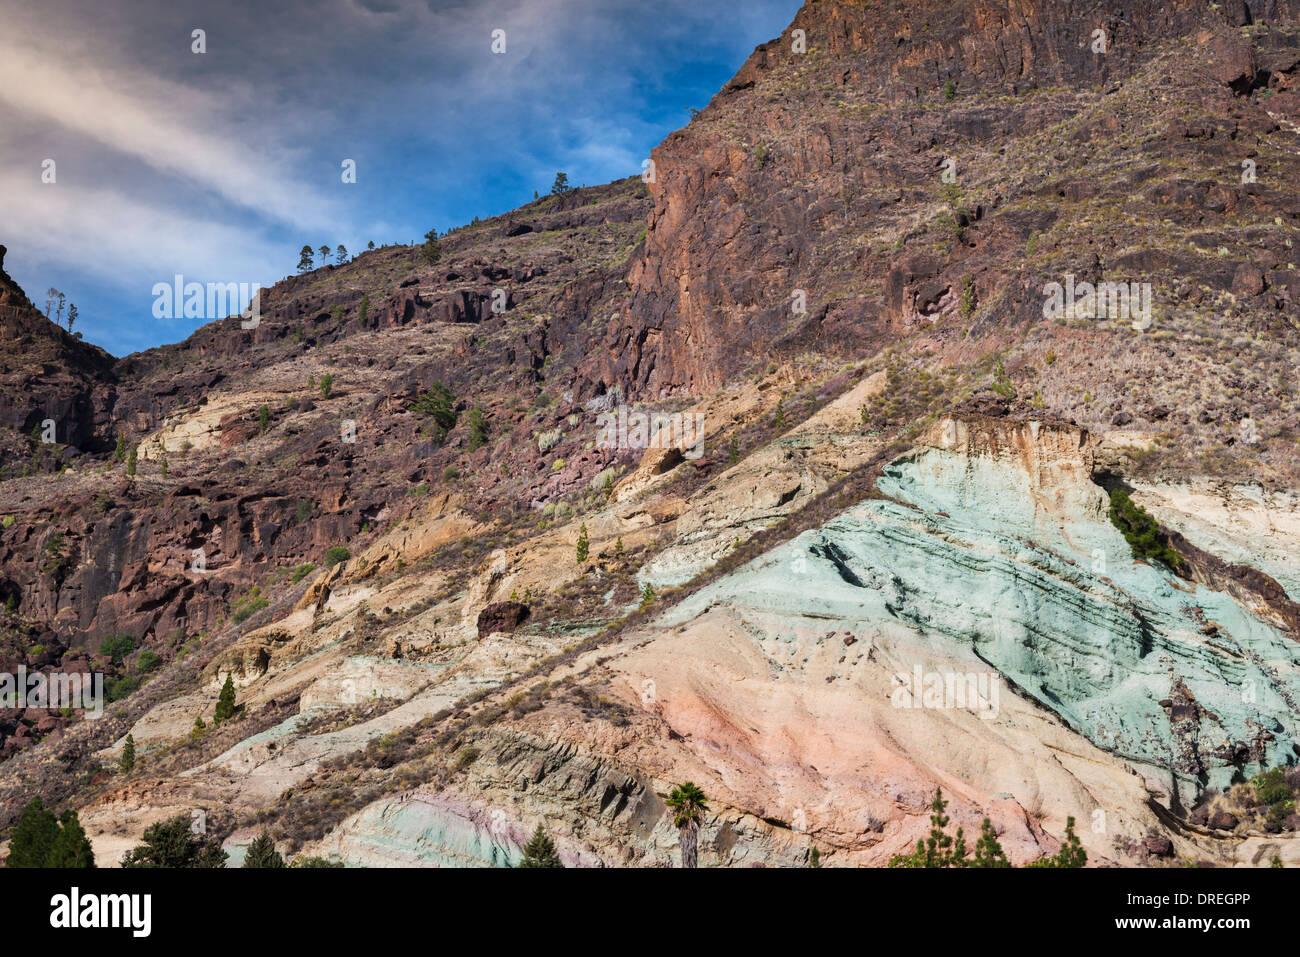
[1107, 488, 1185, 572]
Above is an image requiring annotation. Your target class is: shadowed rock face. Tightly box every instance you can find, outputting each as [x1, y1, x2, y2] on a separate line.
[0, 253, 115, 456]
[599, 0, 1300, 401]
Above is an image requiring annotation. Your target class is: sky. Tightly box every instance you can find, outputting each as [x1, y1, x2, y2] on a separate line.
[0, 0, 802, 357]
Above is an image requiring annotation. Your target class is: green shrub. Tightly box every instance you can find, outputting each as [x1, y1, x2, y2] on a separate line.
[1253, 767, 1293, 807]
[99, 632, 137, 663]
[231, 589, 269, 623]
[325, 546, 350, 567]
[136, 650, 162, 673]
[576, 524, 590, 563]
[105, 674, 141, 702]
[412, 382, 457, 441]
[991, 358, 1015, 399]
[291, 563, 317, 583]
[467, 406, 488, 451]
[214, 674, 237, 725]
[1107, 489, 1185, 571]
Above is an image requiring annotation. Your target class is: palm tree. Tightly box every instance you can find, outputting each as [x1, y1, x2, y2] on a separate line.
[666, 782, 709, 868]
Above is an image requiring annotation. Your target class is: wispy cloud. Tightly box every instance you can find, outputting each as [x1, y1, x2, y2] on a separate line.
[0, 0, 801, 356]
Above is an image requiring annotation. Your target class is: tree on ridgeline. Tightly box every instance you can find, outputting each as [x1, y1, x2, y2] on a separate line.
[421, 229, 441, 264]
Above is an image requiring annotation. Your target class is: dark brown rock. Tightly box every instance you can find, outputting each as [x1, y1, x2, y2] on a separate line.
[476, 601, 531, 638]
[1208, 810, 1239, 831]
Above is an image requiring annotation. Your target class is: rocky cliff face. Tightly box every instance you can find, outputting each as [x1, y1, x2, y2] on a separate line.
[0, 245, 115, 461]
[4, 0, 1300, 868]
[603, 0, 1300, 487]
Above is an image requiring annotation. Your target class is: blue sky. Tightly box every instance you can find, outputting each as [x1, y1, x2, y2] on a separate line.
[0, 0, 802, 357]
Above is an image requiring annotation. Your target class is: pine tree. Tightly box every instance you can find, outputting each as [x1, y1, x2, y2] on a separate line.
[319, 246, 331, 267]
[114, 434, 128, 462]
[888, 788, 969, 868]
[297, 245, 314, 272]
[120, 733, 135, 772]
[467, 406, 488, 451]
[47, 810, 96, 868]
[576, 524, 589, 563]
[159, 456, 168, 478]
[243, 830, 285, 868]
[614, 536, 624, 557]
[412, 382, 457, 442]
[214, 674, 237, 725]
[191, 715, 206, 739]
[639, 582, 655, 608]
[551, 172, 571, 195]
[972, 817, 1010, 867]
[421, 229, 441, 264]
[358, 292, 369, 326]
[1027, 816, 1087, 868]
[6, 798, 59, 867]
[320, 373, 333, 399]
[336, 244, 348, 264]
[66, 304, 78, 334]
[808, 847, 822, 868]
[258, 404, 270, 434]
[126, 445, 137, 478]
[517, 824, 563, 868]
[774, 398, 787, 430]
[120, 815, 227, 868]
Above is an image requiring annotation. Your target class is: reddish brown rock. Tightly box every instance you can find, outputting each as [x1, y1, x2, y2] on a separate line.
[476, 601, 530, 638]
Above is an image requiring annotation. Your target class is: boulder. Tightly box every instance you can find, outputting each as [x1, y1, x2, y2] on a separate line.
[476, 601, 530, 638]
[1208, 810, 1239, 831]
